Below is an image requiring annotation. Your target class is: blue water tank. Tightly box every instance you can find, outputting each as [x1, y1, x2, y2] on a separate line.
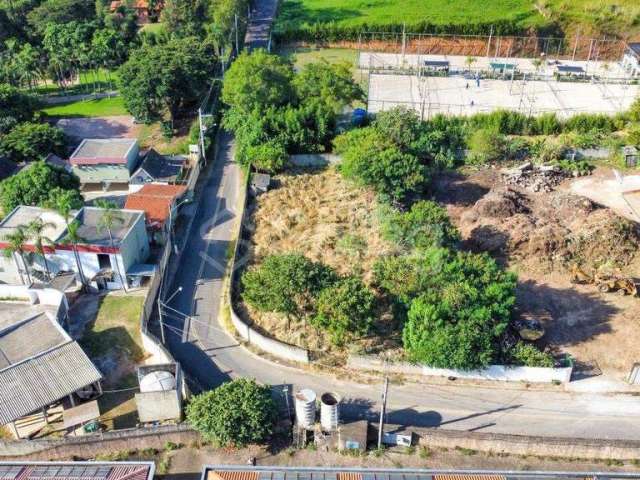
[351, 108, 368, 127]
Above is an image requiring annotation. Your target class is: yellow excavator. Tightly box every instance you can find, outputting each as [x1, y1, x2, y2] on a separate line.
[569, 265, 638, 296]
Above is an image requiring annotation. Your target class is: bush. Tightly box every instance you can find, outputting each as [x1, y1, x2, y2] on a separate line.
[466, 128, 506, 164]
[508, 342, 554, 367]
[245, 140, 288, 173]
[532, 113, 561, 135]
[186, 378, 276, 447]
[626, 124, 640, 147]
[380, 200, 459, 250]
[241, 253, 337, 319]
[312, 276, 376, 345]
[335, 127, 426, 204]
[563, 114, 615, 134]
[467, 110, 531, 135]
[402, 248, 517, 369]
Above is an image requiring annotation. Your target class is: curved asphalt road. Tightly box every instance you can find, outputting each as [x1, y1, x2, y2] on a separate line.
[158, 131, 640, 442]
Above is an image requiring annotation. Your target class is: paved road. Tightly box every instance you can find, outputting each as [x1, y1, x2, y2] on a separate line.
[245, 0, 279, 51]
[159, 132, 640, 442]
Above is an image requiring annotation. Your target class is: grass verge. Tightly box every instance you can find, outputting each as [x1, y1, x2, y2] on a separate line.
[42, 96, 128, 118]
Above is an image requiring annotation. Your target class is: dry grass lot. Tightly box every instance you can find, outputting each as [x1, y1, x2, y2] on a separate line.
[243, 167, 399, 356]
[244, 165, 640, 378]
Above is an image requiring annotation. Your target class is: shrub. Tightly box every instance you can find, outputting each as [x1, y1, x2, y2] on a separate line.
[312, 276, 376, 345]
[380, 200, 459, 250]
[335, 127, 426, 204]
[508, 342, 554, 367]
[628, 97, 640, 123]
[241, 253, 337, 319]
[563, 114, 615, 134]
[627, 124, 640, 147]
[533, 112, 561, 135]
[467, 110, 530, 135]
[466, 128, 506, 164]
[402, 249, 517, 369]
[245, 140, 288, 173]
[373, 106, 423, 150]
[186, 378, 276, 447]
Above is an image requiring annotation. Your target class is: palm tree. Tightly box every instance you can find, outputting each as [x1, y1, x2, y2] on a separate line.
[3, 227, 32, 285]
[95, 199, 127, 291]
[465, 56, 477, 72]
[47, 195, 88, 289]
[26, 219, 56, 280]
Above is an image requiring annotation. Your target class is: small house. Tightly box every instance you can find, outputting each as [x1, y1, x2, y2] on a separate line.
[69, 139, 140, 191]
[124, 184, 188, 243]
[555, 64, 586, 77]
[129, 149, 186, 192]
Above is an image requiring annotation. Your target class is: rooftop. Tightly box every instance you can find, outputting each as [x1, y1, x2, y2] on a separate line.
[134, 149, 186, 182]
[124, 184, 187, 227]
[0, 206, 72, 246]
[64, 207, 143, 247]
[628, 42, 640, 56]
[69, 139, 138, 166]
[203, 467, 640, 480]
[0, 462, 154, 480]
[0, 306, 102, 424]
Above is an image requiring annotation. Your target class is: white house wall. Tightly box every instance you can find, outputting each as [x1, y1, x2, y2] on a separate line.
[0, 255, 23, 285]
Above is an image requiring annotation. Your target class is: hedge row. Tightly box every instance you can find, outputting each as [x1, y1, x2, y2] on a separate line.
[273, 19, 563, 44]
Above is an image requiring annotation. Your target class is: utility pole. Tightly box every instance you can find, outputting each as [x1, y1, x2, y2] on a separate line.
[235, 14, 239, 56]
[157, 298, 166, 344]
[377, 376, 389, 450]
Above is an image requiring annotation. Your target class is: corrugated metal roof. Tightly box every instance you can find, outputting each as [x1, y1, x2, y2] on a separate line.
[434, 476, 505, 480]
[209, 472, 258, 480]
[0, 342, 102, 424]
[0, 463, 152, 480]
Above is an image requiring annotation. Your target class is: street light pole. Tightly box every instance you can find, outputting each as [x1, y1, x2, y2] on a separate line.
[377, 376, 389, 450]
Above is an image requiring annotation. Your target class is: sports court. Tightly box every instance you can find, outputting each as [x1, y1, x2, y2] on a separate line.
[363, 52, 640, 118]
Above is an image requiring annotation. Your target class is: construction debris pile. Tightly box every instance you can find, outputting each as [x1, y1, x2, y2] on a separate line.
[501, 162, 572, 192]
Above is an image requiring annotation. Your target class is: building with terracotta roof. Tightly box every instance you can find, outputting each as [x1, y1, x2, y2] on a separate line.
[109, 0, 162, 23]
[202, 467, 640, 480]
[124, 184, 187, 244]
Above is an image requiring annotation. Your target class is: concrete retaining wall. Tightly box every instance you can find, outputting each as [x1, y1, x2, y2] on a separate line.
[0, 424, 197, 459]
[348, 355, 573, 384]
[227, 172, 311, 364]
[289, 153, 341, 167]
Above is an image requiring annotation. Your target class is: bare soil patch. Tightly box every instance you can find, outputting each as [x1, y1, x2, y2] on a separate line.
[434, 166, 640, 376]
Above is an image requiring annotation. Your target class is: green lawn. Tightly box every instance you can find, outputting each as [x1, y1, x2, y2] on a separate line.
[80, 295, 145, 363]
[41, 96, 128, 118]
[139, 22, 166, 35]
[274, 0, 640, 39]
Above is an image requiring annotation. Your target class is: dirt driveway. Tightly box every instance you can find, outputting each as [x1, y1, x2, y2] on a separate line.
[55, 116, 140, 141]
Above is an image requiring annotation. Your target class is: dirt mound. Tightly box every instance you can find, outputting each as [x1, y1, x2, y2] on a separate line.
[460, 186, 640, 271]
[471, 188, 530, 219]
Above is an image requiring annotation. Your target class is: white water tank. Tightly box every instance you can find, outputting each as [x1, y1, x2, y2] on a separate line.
[139, 370, 176, 393]
[294, 389, 316, 428]
[320, 392, 340, 432]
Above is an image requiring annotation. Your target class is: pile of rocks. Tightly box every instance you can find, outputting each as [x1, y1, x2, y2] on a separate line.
[501, 162, 568, 192]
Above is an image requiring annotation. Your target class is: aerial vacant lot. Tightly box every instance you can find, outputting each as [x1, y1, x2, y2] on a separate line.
[275, 0, 640, 38]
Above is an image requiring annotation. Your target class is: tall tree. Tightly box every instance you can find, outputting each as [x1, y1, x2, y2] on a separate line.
[3, 226, 31, 285]
[26, 218, 55, 279]
[0, 122, 67, 162]
[95, 199, 127, 290]
[118, 37, 216, 123]
[47, 190, 87, 287]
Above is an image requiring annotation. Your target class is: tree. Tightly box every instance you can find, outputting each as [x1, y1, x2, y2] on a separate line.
[118, 37, 216, 123]
[293, 60, 363, 112]
[335, 127, 426, 205]
[0, 83, 39, 121]
[46, 190, 87, 287]
[244, 140, 287, 173]
[161, 0, 207, 37]
[26, 218, 55, 279]
[3, 225, 31, 285]
[0, 161, 82, 213]
[402, 249, 517, 370]
[27, 0, 95, 33]
[186, 378, 276, 447]
[380, 200, 460, 250]
[0, 122, 67, 162]
[465, 56, 477, 71]
[95, 199, 127, 290]
[241, 253, 336, 321]
[222, 50, 294, 113]
[372, 106, 423, 151]
[312, 276, 376, 345]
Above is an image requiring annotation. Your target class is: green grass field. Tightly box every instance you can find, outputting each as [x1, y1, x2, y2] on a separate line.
[34, 68, 119, 97]
[41, 96, 128, 118]
[275, 0, 640, 39]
